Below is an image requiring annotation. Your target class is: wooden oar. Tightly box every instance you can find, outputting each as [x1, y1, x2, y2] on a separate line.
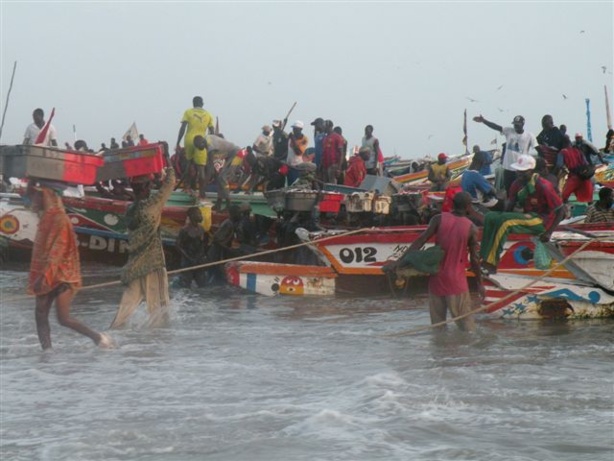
[281, 102, 297, 131]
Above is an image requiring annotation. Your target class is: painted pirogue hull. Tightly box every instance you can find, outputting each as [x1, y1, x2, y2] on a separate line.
[225, 261, 337, 296]
[0, 193, 195, 265]
[482, 274, 614, 320]
[308, 224, 613, 279]
[392, 155, 471, 187]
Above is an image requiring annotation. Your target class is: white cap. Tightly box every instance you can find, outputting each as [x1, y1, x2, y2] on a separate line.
[510, 154, 536, 171]
[292, 120, 304, 129]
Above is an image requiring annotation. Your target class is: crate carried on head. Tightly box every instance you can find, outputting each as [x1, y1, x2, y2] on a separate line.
[96, 143, 166, 182]
[0, 145, 103, 185]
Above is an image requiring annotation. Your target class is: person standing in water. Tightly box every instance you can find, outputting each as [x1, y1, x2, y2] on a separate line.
[27, 180, 112, 350]
[111, 167, 176, 328]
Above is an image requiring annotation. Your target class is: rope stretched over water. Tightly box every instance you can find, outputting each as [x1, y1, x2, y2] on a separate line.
[384, 237, 602, 337]
[0, 227, 371, 303]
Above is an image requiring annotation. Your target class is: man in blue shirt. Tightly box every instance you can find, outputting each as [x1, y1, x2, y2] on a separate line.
[472, 145, 493, 175]
[461, 153, 497, 205]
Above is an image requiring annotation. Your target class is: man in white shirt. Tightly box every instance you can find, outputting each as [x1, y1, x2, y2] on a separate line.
[23, 108, 58, 146]
[252, 125, 273, 156]
[473, 114, 537, 195]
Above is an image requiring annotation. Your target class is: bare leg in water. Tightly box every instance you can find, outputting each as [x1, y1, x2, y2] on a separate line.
[35, 284, 106, 350]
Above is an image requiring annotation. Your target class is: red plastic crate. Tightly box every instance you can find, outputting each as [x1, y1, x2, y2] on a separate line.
[319, 192, 344, 213]
[1, 145, 104, 185]
[97, 143, 165, 181]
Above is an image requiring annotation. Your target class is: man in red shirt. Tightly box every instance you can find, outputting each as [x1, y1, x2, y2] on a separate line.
[344, 148, 370, 188]
[393, 192, 483, 332]
[481, 154, 565, 272]
[320, 120, 345, 184]
[556, 134, 594, 204]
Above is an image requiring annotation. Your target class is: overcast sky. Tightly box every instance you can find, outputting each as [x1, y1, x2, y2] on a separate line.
[1, 1, 612, 159]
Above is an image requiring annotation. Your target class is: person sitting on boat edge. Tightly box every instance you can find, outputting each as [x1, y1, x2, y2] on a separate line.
[428, 153, 451, 192]
[480, 154, 565, 274]
[175, 206, 209, 288]
[460, 152, 498, 207]
[385, 191, 483, 332]
[472, 145, 493, 176]
[584, 187, 614, 223]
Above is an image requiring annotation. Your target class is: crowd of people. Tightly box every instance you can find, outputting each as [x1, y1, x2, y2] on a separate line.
[14, 104, 614, 349]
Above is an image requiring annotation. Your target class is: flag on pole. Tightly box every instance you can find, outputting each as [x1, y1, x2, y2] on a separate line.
[34, 107, 55, 145]
[73, 124, 77, 141]
[122, 122, 139, 143]
[215, 117, 219, 135]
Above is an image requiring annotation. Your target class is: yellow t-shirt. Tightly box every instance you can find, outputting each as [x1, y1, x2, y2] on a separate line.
[182, 107, 214, 161]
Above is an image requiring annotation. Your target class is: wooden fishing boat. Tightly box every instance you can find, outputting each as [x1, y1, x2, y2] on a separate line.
[594, 161, 614, 187]
[0, 192, 189, 265]
[482, 274, 614, 320]
[305, 223, 614, 281]
[225, 261, 336, 296]
[392, 154, 472, 187]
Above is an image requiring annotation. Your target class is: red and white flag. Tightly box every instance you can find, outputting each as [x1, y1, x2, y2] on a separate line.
[34, 107, 55, 145]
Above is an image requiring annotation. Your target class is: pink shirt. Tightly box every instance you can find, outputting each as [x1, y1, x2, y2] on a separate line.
[428, 212, 473, 296]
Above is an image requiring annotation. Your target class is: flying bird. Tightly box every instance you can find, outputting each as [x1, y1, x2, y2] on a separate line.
[602, 66, 607, 74]
[496, 85, 503, 91]
[497, 107, 505, 112]
[580, 30, 585, 34]
[427, 134, 434, 140]
[466, 97, 479, 103]
[562, 94, 568, 100]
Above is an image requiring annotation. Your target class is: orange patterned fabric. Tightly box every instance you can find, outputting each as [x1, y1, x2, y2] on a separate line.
[27, 188, 82, 295]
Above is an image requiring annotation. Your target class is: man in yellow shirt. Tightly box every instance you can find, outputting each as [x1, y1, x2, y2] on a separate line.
[176, 96, 215, 165]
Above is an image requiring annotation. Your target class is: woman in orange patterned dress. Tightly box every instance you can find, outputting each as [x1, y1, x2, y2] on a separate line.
[27, 181, 112, 350]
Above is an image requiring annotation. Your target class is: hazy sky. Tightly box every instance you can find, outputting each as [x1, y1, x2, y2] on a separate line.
[1, 1, 612, 159]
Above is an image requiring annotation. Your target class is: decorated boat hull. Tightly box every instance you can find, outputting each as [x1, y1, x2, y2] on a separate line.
[307, 224, 613, 280]
[482, 274, 614, 320]
[225, 261, 336, 296]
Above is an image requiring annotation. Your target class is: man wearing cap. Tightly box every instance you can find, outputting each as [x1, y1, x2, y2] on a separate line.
[428, 153, 451, 191]
[480, 154, 565, 272]
[176, 96, 215, 166]
[253, 125, 273, 156]
[473, 114, 537, 194]
[311, 117, 326, 173]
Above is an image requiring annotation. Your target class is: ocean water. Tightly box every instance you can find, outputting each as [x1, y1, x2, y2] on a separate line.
[1, 264, 613, 461]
